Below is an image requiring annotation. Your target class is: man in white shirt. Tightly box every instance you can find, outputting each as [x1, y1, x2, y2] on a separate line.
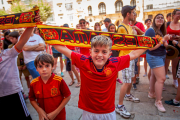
[23, 29, 45, 79]
[102, 18, 111, 32]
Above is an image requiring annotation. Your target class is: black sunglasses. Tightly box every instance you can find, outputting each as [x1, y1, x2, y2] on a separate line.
[80, 22, 85, 24]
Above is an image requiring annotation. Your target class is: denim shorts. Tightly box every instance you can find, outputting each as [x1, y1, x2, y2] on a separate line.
[26, 61, 40, 79]
[146, 52, 166, 69]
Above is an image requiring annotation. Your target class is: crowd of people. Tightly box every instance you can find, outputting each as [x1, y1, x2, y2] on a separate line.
[0, 5, 180, 120]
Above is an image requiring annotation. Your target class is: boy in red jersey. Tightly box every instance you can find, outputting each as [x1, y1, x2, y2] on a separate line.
[53, 35, 146, 119]
[29, 53, 71, 120]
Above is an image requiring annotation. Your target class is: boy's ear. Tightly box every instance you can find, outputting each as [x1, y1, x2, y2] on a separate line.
[89, 49, 92, 56]
[109, 50, 112, 58]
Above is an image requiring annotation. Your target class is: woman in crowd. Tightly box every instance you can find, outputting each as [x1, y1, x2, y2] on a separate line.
[145, 14, 171, 112]
[3, 30, 12, 49]
[94, 22, 101, 31]
[165, 9, 180, 88]
[108, 23, 122, 84]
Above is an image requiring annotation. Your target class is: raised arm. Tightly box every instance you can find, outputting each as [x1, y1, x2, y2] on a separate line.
[129, 49, 147, 61]
[53, 45, 72, 59]
[16, 28, 34, 51]
[16, 15, 40, 51]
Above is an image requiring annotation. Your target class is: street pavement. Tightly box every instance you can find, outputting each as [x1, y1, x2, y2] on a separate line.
[22, 60, 180, 120]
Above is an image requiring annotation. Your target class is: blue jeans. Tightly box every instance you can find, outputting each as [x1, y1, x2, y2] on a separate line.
[146, 52, 166, 69]
[26, 61, 40, 79]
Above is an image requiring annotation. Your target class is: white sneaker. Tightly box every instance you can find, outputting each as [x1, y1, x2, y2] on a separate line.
[124, 94, 140, 103]
[115, 105, 131, 118]
[173, 80, 178, 88]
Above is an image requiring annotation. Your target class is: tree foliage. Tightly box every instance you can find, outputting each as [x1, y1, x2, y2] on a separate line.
[0, 9, 7, 15]
[3, 0, 53, 22]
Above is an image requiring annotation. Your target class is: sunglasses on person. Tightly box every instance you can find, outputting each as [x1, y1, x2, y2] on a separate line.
[80, 22, 85, 24]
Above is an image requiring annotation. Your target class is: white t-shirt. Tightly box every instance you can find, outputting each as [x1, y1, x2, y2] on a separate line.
[23, 34, 44, 64]
[0, 47, 23, 97]
[102, 28, 108, 32]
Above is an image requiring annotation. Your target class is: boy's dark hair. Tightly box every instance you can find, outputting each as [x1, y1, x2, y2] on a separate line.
[121, 5, 136, 18]
[166, 13, 171, 18]
[145, 19, 151, 24]
[79, 19, 86, 24]
[104, 18, 111, 23]
[108, 23, 117, 32]
[34, 53, 54, 68]
[8, 31, 20, 39]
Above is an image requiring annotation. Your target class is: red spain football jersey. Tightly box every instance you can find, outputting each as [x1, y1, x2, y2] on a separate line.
[71, 52, 130, 113]
[29, 73, 71, 120]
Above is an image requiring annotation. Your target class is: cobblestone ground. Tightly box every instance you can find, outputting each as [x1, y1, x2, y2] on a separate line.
[22, 60, 180, 120]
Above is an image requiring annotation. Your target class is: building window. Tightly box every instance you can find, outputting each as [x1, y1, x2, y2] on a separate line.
[65, 3, 73, 10]
[88, 6, 92, 16]
[98, 2, 106, 15]
[130, 0, 136, 6]
[115, 0, 123, 13]
[148, 15, 153, 19]
[1, 0, 3, 4]
[68, 14, 73, 21]
[147, 4, 153, 9]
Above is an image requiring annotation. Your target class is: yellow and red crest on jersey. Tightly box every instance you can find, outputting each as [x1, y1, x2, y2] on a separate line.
[51, 86, 58, 96]
[104, 67, 112, 77]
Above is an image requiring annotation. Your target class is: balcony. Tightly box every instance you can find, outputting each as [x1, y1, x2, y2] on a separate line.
[144, 1, 180, 12]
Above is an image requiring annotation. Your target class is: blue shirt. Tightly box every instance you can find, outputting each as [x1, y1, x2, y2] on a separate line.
[145, 28, 166, 56]
[52, 46, 60, 53]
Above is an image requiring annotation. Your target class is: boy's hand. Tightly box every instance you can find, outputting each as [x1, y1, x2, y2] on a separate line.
[47, 111, 58, 120]
[37, 108, 49, 120]
[35, 14, 41, 22]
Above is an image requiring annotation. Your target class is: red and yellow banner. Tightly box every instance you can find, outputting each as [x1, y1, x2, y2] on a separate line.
[0, 7, 162, 50]
[38, 25, 161, 50]
[0, 6, 40, 30]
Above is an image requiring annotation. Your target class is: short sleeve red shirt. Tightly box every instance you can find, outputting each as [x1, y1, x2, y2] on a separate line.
[71, 52, 130, 113]
[130, 22, 145, 35]
[29, 73, 71, 120]
[80, 48, 90, 56]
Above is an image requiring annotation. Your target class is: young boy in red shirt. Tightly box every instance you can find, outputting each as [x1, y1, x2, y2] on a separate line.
[53, 35, 146, 119]
[29, 53, 71, 120]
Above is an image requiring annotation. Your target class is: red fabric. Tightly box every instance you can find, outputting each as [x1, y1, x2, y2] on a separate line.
[80, 48, 90, 56]
[29, 73, 71, 120]
[66, 45, 75, 50]
[140, 54, 146, 58]
[130, 22, 145, 35]
[167, 25, 180, 35]
[71, 52, 130, 113]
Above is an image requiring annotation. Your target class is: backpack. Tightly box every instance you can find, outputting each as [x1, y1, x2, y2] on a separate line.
[117, 25, 128, 34]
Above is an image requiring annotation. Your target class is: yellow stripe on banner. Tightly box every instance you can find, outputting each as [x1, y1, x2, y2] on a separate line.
[6, 15, 15, 18]
[45, 40, 91, 48]
[125, 36, 135, 38]
[0, 23, 37, 30]
[0, 16, 5, 19]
